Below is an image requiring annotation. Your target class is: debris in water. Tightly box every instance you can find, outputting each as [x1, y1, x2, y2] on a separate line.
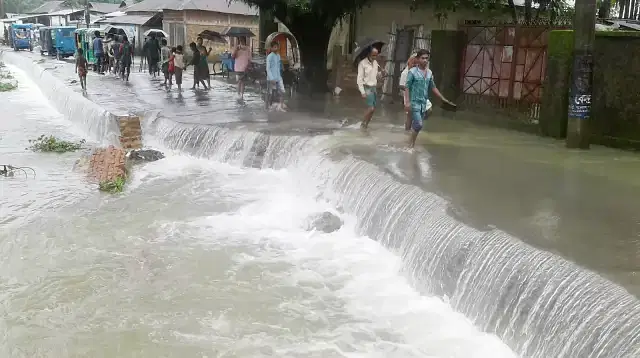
[306, 211, 343, 233]
[0, 62, 18, 92]
[27, 135, 85, 153]
[126, 149, 165, 163]
[0, 164, 36, 178]
[99, 176, 126, 194]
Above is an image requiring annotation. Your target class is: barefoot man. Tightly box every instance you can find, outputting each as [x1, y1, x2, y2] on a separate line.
[404, 49, 455, 148]
[356, 47, 385, 129]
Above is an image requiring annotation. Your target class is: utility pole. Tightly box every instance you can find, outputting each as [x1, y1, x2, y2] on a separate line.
[85, 0, 90, 28]
[566, 0, 597, 149]
[0, 0, 5, 20]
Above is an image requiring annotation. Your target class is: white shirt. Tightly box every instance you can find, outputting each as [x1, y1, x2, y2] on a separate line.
[399, 67, 409, 87]
[357, 58, 381, 95]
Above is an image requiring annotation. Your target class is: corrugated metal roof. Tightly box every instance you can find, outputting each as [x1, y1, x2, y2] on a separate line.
[27, 1, 64, 14]
[90, 2, 123, 14]
[95, 14, 155, 25]
[125, 0, 257, 16]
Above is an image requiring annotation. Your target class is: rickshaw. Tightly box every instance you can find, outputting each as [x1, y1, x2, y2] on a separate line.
[8, 23, 33, 51]
[74, 28, 106, 66]
[40, 26, 76, 59]
[261, 31, 301, 108]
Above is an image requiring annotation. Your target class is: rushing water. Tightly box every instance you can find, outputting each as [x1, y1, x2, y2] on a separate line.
[0, 65, 519, 356]
[3, 52, 640, 357]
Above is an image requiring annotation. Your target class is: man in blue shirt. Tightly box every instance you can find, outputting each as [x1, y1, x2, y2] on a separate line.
[403, 49, 455, 148]
[92, 31, 104, 74]
[266, 41, 286, 111]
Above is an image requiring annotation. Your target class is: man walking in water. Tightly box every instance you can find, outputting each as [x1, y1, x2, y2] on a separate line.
[404, 49, 454, 148]
[119, 36, 133, 81]
[266, 41, 286, 111]
[356, 47, 385, 129]
[92, 31, 104, 74]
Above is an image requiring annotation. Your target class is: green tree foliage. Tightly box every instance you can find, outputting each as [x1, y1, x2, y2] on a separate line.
[410, 0, 572, 24]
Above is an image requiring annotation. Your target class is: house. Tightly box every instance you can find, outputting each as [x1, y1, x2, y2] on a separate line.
[26, 1, 128, 26]
[124, 0, 258, 50]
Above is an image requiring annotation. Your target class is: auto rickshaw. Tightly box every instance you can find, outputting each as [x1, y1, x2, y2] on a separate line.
[40, 26, 76, 59]
[74, 28, 106, 65]
[8, 23, 33, 51]
[39, 27, 51, 55]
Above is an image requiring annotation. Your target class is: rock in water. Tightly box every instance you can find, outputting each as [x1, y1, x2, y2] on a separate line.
[127, 149, 165, 163]
[306, 211, 343, 233]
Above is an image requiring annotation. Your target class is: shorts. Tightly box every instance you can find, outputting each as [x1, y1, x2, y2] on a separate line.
[365, 86, 377, 108]
[236, 72, 247, 81]
[174, 67, 183, 85]
[410, 107, 430, 132]
[270, 79, 285, 93]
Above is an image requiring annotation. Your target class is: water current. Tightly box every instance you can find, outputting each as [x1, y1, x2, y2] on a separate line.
[2, 56, 640, 358]
[0, 64, 519, 356]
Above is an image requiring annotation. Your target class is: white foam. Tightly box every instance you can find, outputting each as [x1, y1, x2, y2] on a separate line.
[148, 154, 517, 357]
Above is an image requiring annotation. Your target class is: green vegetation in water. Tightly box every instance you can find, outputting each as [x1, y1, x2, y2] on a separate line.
[28, 135, 86, 153]
[0, 62, 18, 92]
[99, 176, 126, 194]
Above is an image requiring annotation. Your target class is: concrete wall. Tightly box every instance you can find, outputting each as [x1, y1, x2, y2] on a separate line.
[352, 0, 508, 46]
[539, 30, 640, 149]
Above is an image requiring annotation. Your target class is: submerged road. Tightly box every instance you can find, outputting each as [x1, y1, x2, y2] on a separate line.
[2, 48, 640, 357]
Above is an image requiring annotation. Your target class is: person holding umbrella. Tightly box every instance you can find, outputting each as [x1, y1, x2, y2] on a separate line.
[355, 42, 385, 129]
[403, 49, 455, 148]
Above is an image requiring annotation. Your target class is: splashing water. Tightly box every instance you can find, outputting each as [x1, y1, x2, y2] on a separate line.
[147, 117, 640, 358]
[1, 65, 517, 356]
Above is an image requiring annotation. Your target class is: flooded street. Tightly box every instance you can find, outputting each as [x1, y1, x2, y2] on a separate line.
[0, 66, 515, 356]
[2, 48, 640, 358]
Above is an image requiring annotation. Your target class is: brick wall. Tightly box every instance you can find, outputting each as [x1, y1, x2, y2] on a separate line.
[88, 146, 127, 183]
[119, 116, 142, 150]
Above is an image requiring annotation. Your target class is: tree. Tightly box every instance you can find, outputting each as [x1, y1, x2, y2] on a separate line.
[235, 0, 373, 92]
[411, 0, 571, 24]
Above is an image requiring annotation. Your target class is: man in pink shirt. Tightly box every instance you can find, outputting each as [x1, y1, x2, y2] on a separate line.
[232, 37, 251, 102]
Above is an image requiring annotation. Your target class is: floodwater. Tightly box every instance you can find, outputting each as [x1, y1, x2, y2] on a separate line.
[0, 66, 515, 356]
[2, 49, 640, 358]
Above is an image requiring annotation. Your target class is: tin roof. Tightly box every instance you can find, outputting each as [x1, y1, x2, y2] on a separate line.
[125, 0, 257, 16]
[95, 14, 155, 25]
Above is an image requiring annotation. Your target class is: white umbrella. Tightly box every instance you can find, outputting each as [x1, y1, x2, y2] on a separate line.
[143, 29, 168, 38]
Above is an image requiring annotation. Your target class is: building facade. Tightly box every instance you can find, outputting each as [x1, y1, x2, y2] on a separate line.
[163, 9, 258, 52]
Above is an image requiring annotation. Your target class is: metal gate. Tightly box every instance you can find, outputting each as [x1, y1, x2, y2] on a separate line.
[459, 23, 556, 121]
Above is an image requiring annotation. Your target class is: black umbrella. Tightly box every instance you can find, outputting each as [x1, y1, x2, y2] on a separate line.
[197, 30, 227, 44]
[352, 38, 385, 66]
[221, 26, 255, 37]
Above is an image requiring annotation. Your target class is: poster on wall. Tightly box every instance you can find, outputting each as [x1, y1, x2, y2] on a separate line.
[568, 50, 593, 119]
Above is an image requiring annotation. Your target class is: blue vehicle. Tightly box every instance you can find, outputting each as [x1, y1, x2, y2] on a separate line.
[39, 26, 76, 59]
[8, 23, 33, 52]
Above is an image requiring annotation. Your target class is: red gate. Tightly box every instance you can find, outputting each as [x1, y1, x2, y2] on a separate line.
[459, 22, 557, 121]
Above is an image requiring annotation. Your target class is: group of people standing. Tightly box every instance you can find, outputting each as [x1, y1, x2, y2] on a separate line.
[75, 30, 134, 90]
[356, 47, 455, 148]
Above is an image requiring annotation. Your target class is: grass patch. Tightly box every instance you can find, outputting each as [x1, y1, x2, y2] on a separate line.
[28, 135, 86, 153]
[99, 176, 126, 194]
[0, 62, 17, 92]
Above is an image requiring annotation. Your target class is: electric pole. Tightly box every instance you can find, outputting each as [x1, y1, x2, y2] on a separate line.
[0, 0, 5, 20]
[565, 0, 597, 149]
[85, 0, 90, 28]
